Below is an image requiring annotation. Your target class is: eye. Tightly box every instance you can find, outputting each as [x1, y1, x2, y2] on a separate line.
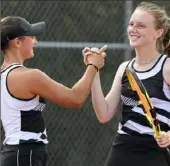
[138, 24, 146, 28]
[128, 22, 134, 26]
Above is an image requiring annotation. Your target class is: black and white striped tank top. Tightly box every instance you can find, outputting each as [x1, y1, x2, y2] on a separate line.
[1, 64, 48, 145]
[118, 54, 170, 136]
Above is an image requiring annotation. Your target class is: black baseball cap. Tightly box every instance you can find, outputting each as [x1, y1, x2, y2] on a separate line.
[1, 16, 45, 42]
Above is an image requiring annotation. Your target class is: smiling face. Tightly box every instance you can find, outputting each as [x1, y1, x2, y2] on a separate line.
[127, 8, 162, 49]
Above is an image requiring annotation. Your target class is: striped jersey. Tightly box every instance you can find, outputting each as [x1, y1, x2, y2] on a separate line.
[1, 64, 48, 145]
[118, 54, 170, 136]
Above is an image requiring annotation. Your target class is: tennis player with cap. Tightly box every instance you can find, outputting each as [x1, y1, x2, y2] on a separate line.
[0, 16, 107, 166]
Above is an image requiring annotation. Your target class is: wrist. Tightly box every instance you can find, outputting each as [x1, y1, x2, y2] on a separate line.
[87, 63, 99, 72]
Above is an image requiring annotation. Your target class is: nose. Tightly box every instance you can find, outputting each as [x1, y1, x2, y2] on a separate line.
[33, 36, 38, 45]
[129, 25, 137, 33]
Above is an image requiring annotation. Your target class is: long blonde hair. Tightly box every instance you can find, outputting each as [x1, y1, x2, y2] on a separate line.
[136, 1, 170, 57]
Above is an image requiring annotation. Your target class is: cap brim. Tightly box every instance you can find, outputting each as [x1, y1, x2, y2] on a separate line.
[24, 22, 45, 36]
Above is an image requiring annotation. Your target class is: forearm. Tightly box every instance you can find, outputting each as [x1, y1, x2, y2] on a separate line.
[71, 65, 97, 106]
[91, 72, 109, 122]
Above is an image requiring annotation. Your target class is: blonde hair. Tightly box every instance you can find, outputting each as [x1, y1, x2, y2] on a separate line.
[136, 1, 170, 57]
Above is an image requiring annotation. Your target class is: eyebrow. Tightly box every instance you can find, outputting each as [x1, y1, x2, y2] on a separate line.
[129, 21, 145, 24]
[129, 20, 144, 24]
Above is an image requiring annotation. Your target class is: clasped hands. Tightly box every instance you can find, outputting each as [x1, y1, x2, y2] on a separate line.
[82, 45, 107, 71]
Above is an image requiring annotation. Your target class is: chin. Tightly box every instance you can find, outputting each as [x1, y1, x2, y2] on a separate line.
[31, 53, 34, 58]
[30, 51, 34, 58]
[129, 42, 142, 49]
[25, 54, 34, 60]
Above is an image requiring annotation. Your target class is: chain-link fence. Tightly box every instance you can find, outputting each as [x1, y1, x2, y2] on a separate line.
[1, 1, 170, 166]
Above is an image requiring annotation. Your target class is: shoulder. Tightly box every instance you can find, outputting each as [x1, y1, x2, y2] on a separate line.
[163, 57, 170, 85]
[163, 57, 170, 73]
[11, 67, 48, 82]
[23, 68, 49, 82]
[119, 61, 130, 69]
[117, 60, 131, 77]
[16, 67, 44, 76]
[164, 57, 170, 66]
[24, 68, 45, 76]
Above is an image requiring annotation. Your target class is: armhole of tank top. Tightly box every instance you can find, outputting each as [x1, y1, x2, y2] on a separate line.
[162, 56, 169, 87]
[6, 66, 37, 101]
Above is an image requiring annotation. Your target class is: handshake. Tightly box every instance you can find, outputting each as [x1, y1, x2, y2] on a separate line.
[82, 45, 107, 71]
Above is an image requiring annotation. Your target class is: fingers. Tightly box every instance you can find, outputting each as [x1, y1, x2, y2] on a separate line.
[155, 131, 170, 148]
[156, 138, 169, 148]
[99, 45, 107, 53]
[82, 45, 107, 66]
[90, 47, 100, 54]
[101, 52, 106, 58]
[83, 51, 93, 65]
[90, 45, 107, 54]
[84, 51, 93, 57]
[84, 51, 106, 58]
[86, 52, 105, 70]
[83, 45, 107, 56]
[82, 47, 90, 54]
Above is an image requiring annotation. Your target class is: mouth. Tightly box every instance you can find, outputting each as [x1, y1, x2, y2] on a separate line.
[130, 35, 140, 41]
[33, 45, 37, 49]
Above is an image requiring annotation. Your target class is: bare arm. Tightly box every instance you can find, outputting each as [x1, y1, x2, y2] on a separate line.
[25, 65, 99, 108]
[7, 46, 107, 109]
[163, 58, 170, 85]
[91, 61, 129, 123]
[23, 48, 106, 108]
[154, 58, 170, 147]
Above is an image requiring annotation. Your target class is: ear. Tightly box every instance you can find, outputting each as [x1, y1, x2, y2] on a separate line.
[11, 38, 22, 48]
[155, 28, 164, 39]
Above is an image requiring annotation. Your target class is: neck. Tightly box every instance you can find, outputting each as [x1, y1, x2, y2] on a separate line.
[135, 46, 160, 65]
[1, 50, 24, 69]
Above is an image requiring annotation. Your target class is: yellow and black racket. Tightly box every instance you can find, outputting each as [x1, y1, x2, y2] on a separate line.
[125, 66, 170, 164]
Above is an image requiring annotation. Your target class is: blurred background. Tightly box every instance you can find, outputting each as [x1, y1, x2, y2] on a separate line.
[1, 1, 170, 166]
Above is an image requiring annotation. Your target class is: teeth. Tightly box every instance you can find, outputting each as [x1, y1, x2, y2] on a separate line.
[131, 36, 139, 40]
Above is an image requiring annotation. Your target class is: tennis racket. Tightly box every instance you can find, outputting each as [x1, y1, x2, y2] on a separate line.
[125, 65, 170, 164]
